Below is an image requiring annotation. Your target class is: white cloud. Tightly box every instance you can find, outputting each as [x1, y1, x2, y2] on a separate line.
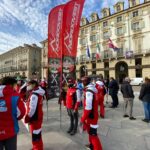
[0, 31, 40, 53]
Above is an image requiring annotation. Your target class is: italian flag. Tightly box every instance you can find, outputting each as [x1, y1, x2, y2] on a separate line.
[96, 44, 101, 60]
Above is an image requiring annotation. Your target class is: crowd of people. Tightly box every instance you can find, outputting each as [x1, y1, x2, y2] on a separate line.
[0, 75, 150, 150]
[0, 77, 47, 150]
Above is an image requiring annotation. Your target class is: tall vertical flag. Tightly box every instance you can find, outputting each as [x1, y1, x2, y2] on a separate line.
[96, 43, 101, 59]
[86, 45, 91, 59]
[48, 4, 65, 98]
[48, 0, 85, 98]
[62, 0, 85, 81]
[108, 38, 120, 51]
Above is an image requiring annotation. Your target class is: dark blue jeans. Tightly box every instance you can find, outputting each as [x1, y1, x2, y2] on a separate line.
[143, 102, 150, 120]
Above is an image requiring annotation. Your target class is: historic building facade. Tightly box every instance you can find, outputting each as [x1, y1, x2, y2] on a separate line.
[41, 0, 150, 82]
[76, 0, 150, 82]
[0, 44, 42, 79]
[40, 39, 48, 80]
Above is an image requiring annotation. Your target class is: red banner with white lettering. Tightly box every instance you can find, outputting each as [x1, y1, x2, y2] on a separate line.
[62, 0, 85, 81]
[63, 0, 85, 57]
[48, 5, 64, 98]
[48, 4, 64, 58]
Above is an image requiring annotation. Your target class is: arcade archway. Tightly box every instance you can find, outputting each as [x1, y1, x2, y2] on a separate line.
[80, 65, 87, 78]
[115, 61, 128, 83]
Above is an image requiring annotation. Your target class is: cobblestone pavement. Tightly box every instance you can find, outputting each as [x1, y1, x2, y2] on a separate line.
[18, 87, 150, 150]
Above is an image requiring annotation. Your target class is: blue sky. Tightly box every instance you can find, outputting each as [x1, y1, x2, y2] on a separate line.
[0, 0, 144, 53]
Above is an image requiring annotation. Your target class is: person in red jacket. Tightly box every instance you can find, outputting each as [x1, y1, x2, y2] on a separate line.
[24, 80, 45, 150]
[80, 76, 103, 150]
[66, 78, 81, 135]
[96, 80, 105, 118]
[0, 77, 25, 150]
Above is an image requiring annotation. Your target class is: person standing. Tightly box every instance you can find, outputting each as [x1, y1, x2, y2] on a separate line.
[139, 77, 150, 123]
[121, 77, 136, 120]
[80, 76, 103, 150]
[108, 77, 119, 108]
[66, 78, 81, 135]
[96, 80, 105, 118]
[0, 77, 25, 150]
[24, 80, 45, 150]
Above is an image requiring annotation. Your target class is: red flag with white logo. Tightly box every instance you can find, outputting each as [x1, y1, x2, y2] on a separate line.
[48, 5, 64, 58]
[48, 5, 64, 98]
[62, 0, 85, 80]
[63, 0, 85, 57]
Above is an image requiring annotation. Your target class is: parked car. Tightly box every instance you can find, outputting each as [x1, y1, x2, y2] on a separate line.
[130, 78, 143, 86]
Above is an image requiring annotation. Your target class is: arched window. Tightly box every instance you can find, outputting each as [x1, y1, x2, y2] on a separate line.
[132, 0, 136, 6]
[103, 11, 107, 17]
[117, 5, 121, 12]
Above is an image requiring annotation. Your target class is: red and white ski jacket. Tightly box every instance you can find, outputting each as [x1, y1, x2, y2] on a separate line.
[66, 87, 81, 111]
[0, 85, 25, 140]
[81, 83, 99, 128]
[25, 87, 45, 124]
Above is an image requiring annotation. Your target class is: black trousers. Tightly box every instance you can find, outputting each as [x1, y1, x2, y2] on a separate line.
[67, 109, 78, 132]
[111, 93, 119, 107]
[0, 135, 17, 150]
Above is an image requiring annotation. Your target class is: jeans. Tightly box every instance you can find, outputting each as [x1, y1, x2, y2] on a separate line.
[143, 102, 150, 120]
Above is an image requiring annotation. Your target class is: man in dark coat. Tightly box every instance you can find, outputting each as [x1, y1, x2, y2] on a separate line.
[121, 77, 136, 120]
[108, 77, 119, 108]
[139, 77, 150, 123]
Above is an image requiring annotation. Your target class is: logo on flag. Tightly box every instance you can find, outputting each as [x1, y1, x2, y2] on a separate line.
[108, 38, 120, 51]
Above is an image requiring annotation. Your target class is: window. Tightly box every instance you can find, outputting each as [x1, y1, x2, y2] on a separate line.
[133, 11, 138, 17]
[91, 25, 96, 31]
[117, 5, 121, 12]
[81, 29, 84, 35]
[132, 0, 136, 6]
[103, 21, 108, 27]
[103, 31, 109, 39]
[103, 11, 107, 17]
[91, 16, 96, 22]
[116, 27, 123, 35]
[132, 22, 140, 30]
[90, 35, 97, 42]
[117, 16, 122, 23]
[80, 38, 86, 45]
[134, 38, 142, 52]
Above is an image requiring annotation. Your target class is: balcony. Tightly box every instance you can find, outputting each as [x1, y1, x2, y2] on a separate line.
[80, 55, 86, 63]
[103, 50, 113, 59]
[117, 49, 124, 57]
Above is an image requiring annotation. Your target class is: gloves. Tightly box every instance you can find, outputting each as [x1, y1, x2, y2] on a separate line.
[24, 115, 31, 123]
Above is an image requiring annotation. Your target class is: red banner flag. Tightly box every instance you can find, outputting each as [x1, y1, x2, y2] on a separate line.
[48, 5, 64, 98]
[62, 0, 85, 80]
[63, 0, 85, 57]
[48, 5, 64, 58]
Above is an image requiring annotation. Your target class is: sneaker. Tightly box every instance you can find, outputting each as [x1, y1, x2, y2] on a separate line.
[129, 117, 136, 120]
[123, 114, 129, 118]
[142, 119, 149, 123]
